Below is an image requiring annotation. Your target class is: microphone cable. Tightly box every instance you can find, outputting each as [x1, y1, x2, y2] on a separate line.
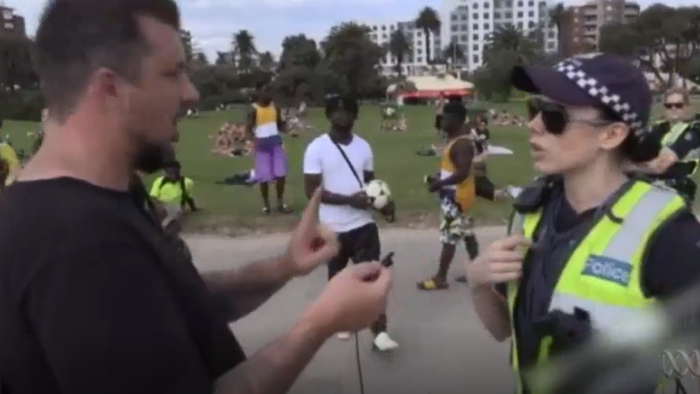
[355, 332, 366, 394]
[354, 251, 395, 394]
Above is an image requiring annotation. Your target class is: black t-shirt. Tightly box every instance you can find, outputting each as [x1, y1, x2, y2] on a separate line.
[0, 178, 246, 394]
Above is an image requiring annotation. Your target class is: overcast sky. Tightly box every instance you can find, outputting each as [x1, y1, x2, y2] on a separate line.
[7, 0, 698, 60]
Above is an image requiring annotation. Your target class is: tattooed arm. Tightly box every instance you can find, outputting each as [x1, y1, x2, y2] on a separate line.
[213, 313, 328, 394]
[201, 254, 295, 322]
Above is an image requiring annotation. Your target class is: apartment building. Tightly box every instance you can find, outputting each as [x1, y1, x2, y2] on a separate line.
[441, 0, 558, 71]
[0, 5, 25, 37]
[368, 21, 442, 76]
[560, 0, 640, 56]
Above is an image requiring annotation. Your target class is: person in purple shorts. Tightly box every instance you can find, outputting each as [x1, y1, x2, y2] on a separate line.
[246, 84, 291, 214]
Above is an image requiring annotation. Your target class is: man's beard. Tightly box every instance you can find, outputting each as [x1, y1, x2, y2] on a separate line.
[134, 143, 169, 174]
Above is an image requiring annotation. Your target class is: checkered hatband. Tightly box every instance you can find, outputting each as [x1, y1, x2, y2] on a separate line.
[554, 60, 645, 135]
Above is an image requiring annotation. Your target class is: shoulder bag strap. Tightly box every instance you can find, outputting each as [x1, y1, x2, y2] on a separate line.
[331, 139, 364, 188]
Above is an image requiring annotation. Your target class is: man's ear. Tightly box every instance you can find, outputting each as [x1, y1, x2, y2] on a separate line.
[599, 122, 630, 152]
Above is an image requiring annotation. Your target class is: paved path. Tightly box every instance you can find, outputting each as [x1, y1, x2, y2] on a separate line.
[187, 227, 513, 394]
[185, 227, 699, 394]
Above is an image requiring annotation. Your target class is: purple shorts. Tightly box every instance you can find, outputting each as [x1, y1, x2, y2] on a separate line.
[254, 145, 287, 182]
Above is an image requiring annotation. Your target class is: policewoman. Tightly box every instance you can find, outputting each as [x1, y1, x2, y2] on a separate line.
[463, 53, 700, 394]
[631, 88, 700, 204]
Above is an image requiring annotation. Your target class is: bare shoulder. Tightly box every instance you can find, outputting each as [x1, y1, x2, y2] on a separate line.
[453, 136, 474, 152]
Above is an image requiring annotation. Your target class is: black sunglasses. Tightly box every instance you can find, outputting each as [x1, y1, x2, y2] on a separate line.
[526, 97, 619, 135]
[664, 102, 684, 110]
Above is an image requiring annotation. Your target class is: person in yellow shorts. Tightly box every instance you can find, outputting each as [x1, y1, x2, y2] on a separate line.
[417, 101, 477, 290]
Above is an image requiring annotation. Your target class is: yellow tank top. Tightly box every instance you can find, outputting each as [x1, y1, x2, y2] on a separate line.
[440, 135, 475, 212]
[253, 104, 279, 139]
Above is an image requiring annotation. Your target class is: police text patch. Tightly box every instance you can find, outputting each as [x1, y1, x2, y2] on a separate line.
[581, 255, 632, 286]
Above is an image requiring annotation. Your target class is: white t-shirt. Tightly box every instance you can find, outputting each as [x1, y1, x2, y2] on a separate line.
[303, 134, 374, 233]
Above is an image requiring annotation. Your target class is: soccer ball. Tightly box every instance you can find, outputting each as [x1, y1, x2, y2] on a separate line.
[364, 179, 392, 210]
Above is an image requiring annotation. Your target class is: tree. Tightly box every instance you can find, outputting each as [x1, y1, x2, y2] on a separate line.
[442, 39, 466, 67]
[549, 2, 565, 56]
[258, 51, 276, 72]
[679, 55, 700, 86]
[388, 29, 412, 76]
[474, 49, 521, 102]
[180, 29, 194, 63]
[485, 23, 542, 63]
[599, 4, 700, 88]
[232, 29, 257, 72]
[273, 34, 324, 103]
[474, 24, 544, 101]
[215, 51, 236, 66]
[415, 7, 441, 65]
[320, 22, 384, 97]
[0, 34, 36, 93]
[194, 52, 208, 66]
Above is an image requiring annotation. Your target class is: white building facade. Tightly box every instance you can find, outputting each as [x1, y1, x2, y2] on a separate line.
[441, 0, 558, 70]
[368, 21, 442, 76]
[367, 0, 557, 76]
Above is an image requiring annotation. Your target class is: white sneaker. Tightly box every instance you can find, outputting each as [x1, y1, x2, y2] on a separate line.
[372, 332, 399, 351]
[336, 332, 351, 340]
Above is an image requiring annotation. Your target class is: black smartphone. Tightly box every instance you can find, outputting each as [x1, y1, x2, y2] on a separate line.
[380, 252, 395, 268]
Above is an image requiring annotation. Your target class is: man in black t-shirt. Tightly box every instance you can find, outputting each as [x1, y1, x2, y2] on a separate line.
[0, 2, 393, 394]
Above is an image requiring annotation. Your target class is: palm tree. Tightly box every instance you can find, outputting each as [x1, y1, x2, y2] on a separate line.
[232, 30, 257, 72]
[484, 24, 541, 66]
[549, 2, 565, 56]
[388, 29, 412, 76]
[442, 39, 466, 68]
[415, 7, 441, 65]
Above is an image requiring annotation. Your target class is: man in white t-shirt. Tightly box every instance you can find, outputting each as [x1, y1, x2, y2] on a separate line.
[302, 95, 399, 352]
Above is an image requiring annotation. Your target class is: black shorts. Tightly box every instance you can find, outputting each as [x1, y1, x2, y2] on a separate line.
[327, 222, 381, 280]
[434, 114, 442, 130]
[475, 175, 496, 201]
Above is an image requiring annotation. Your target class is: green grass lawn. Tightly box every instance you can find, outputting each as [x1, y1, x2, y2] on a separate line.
[2, 101, 696, 234]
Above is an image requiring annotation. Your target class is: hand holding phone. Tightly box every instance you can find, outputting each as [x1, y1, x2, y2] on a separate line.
[363, 252, 395, 282]
[380, 252, 395, 268]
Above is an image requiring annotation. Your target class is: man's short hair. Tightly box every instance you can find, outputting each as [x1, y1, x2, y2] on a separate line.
[664, 87, 690, 105]
[443, 101, 467, 123]
[33, 0, 181, 122]
[325, 95, 359, 119]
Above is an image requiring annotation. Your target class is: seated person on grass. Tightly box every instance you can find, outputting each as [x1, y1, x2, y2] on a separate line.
[212, 123, 233, 155]
[149, 159, 197, 230]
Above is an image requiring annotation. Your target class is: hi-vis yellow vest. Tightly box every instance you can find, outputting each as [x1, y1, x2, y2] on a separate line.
[506, 180, 685, 394]
[658, 120, 700, 176]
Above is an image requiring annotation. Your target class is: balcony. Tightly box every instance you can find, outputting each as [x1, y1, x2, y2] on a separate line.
[583, 6, 598, 16]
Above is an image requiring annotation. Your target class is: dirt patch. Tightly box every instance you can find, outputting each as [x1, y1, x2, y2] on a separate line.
[184, 211, 508, 238]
